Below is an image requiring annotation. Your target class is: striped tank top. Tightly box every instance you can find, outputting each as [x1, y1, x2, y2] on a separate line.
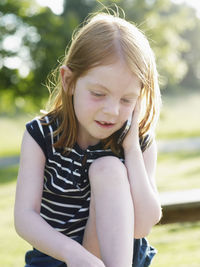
[26, 116, 118, 238]
[26, 115, 152, 239]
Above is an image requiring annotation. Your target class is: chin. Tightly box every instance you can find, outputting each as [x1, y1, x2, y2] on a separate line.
[98, 133, 114, 140]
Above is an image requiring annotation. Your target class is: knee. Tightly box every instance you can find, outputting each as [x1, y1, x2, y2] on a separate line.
[88, 156, 128, 188]
[89, 156, 126, 178]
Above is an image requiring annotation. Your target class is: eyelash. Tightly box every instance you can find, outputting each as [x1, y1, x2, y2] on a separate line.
[121, 98, 131, 103]
[91, 91, 133, 104]
[91, 91, 105, 97]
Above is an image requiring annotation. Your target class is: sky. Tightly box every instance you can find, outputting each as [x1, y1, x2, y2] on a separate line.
[36, 0, 200, 17]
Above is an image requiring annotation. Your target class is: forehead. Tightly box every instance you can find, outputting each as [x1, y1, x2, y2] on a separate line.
[82, 62, 141, 96]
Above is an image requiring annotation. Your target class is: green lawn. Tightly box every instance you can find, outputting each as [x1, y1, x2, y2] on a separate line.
[0, 167, 31, 266]
[0, 113, 36, 157]
[156, 151, 200, 191]
[148, 221, 200, 267]
[156, 91, 200, 139]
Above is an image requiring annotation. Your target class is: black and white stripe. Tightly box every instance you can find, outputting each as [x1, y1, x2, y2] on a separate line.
[26, 116, 116, 238]
[26, 116, 151, 238]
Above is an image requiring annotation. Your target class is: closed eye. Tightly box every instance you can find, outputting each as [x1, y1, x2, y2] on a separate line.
[121, 98, 133, 104]
[90, 91, 105, 97]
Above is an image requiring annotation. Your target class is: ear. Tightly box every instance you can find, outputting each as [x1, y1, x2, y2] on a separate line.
[60, 65, 72, 93]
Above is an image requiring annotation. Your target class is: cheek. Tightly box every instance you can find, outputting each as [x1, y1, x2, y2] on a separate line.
[120, 105, 135, 120]
[73, 95, 98, 120]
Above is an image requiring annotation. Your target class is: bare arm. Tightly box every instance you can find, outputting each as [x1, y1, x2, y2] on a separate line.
[124, 139, 162, 239]
[122, 99, 162, 238]
[14, 130, 105, 266]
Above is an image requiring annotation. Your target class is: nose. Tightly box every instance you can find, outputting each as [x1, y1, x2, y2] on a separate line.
[102, 99, 119, 116]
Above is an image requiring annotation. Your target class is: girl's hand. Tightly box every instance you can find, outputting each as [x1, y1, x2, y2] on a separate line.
[66, 244, 105, 267]
[122, 98, 141, 153]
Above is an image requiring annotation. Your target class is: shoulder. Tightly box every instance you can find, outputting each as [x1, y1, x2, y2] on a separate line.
[25, 115, 59, 158]
[26, 115, 56, 133]
[21, 129, 46, 162]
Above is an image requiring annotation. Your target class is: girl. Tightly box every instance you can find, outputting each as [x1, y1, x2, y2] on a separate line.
[14, 10, 162, 267]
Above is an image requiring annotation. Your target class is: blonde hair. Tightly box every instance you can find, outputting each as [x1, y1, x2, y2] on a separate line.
[44, 11, 161, 155]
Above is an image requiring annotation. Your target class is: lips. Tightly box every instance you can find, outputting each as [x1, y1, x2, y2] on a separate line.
[95, 120, 115, 128]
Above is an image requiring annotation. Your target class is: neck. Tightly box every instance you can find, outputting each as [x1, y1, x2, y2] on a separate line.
[77, 135, 100, 150]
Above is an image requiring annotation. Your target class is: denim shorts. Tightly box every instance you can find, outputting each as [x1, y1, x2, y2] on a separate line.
[25, 237, 156, 267]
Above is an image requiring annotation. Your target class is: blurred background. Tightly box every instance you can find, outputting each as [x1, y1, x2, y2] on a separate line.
[0, 0, 200, 266]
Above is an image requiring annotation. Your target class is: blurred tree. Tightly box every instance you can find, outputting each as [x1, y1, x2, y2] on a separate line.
[0, 0, 199, 113]
[0, 0, 96, 112]
[99, 0, 196, 88]
[0, 0, 51, 111]
[180, 11, 200, 90]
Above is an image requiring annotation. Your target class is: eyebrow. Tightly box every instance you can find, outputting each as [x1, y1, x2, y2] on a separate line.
[87, 82, 140, 97]
[87, 82, 108, 91]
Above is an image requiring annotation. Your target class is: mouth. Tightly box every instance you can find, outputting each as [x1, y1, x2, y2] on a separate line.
[95, 120, 116, 129]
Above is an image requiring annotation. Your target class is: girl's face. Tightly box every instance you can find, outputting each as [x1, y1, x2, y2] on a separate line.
[71, 61, 141, 149]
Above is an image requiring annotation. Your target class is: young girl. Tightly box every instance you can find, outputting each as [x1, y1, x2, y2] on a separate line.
[14, 10, 162, 267]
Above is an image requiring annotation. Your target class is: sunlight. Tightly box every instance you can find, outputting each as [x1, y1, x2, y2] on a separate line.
[172, 0, 200, 18]
[36, 0, 64, 15]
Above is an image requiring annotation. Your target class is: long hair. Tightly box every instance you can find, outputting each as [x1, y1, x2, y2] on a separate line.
[44, 11, 161, 155]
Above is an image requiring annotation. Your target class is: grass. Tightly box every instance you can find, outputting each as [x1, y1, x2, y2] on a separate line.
[0, 165, 19, 185]
[148, 221, 200, 267]
[0, 168, 31, 267]
[0, 113, 36, 157]
[156, 151, 200, 191]
[156, 91, 200, 139]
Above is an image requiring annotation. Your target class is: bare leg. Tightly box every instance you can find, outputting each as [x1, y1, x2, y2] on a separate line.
[82, 190, 102, 259]
[83, 156, 134, 267]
